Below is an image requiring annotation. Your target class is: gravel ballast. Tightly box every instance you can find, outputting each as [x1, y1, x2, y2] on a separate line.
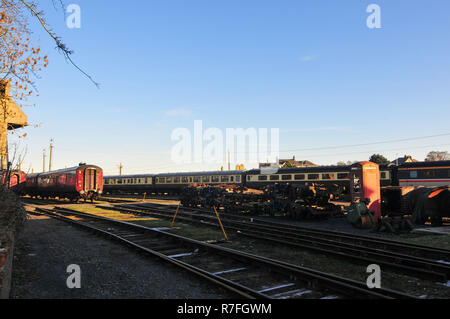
[10, 214, 235, 299]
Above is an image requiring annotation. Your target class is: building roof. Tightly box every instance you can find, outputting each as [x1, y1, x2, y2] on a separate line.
[0, 81, 28, 129]
[391, 155, 419, 165]
[259, 156, 317, 168]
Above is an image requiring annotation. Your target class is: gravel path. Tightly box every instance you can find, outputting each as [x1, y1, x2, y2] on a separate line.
[10, 214, 235, 299]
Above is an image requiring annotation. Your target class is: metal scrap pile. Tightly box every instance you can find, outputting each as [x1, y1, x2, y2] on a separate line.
[180, 183, 343, 220]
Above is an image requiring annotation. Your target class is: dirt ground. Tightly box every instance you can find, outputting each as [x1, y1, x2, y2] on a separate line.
[10, 214, 235, 299]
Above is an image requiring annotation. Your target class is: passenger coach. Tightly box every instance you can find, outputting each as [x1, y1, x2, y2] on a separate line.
[104, 174, 154, 194]
[102, 161, 449, 196]
[245, 166, 353, 191]
[103, 170, 244, 195]
[154, 171, 243, 194]
[24, 163, 104, 201]
[395, 160, 450, 187]
[1, 170, 27, 193]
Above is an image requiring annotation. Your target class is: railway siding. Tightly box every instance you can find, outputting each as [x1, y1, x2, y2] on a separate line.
[33, 206, 414, 299]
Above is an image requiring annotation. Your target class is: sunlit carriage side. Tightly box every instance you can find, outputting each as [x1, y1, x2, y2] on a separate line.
[103, 174, 155, 195]
[23, 164, 104, 201]
[154, 171, 243, 195]
[396, 161, 450, 188]
[1, 170, 27, 193]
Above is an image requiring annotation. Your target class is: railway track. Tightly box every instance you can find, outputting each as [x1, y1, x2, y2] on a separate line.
[96, 203, 450, 282]
[29, 206, 413, 299]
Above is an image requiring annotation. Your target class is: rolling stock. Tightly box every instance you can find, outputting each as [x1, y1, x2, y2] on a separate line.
[23, 163, 104, 201]
[1, 170, 27, 193]
[103, 161, 450, 196]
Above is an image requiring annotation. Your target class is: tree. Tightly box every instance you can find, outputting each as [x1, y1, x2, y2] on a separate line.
[1, 2, 48, 168]
[1, 0, 97, 169]
[369, 154, 390, 164]
[425, 151, 450, 162]
[337, 161, 347, 166]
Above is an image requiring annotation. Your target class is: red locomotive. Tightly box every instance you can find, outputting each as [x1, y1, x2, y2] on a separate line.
[24, 163, 104, 202]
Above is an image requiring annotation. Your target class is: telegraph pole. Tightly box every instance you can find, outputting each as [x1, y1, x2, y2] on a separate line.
[43, 149, 46, 172]
[118, 163, 123, 176]
[49, 139, 54, 172]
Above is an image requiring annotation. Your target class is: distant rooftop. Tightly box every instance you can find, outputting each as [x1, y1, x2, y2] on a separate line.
[391, 155, 419, 165]
[259, 156, 318, 168]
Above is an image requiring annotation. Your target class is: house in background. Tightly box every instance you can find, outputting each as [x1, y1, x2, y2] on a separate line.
[391, 155, 418, 166]
[259, 156, 318, 169]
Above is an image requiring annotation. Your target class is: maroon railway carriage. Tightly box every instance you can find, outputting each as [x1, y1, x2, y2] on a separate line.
[1, 170, 27, 193]
[24, 164, 103, 201]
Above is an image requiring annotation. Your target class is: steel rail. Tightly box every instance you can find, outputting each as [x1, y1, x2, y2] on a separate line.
[97, 204, 450, 282]
[31, 207, 413, 299]
[126, 202, 450, 259]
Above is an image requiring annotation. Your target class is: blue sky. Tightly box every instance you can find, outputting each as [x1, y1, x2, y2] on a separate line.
[10, 0, 450, 175]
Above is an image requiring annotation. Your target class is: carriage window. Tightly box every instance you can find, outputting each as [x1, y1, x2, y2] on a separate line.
[193, 177, 200, 183]
[221, 176, 229, 183]
[353, 177, 361, 193]
[247, 176, 251, 181]
[202, 176, 210, 183]
[380, 172, 387, 179]
[270, 175, 280, 181]
[322, 173, 335, 180]
[230, 176, 234, 182]
[174, 177, 180, 183]
[212, 176, 220, 183]
[236, 176, 241, 182]
[159, 178, 166, 183]
[166, 177, 173, 183]
[410, 171, 418, 179]
[258, 175, 268, 181]
[308, 174, 320, 180]
[282, 175, 291, 181]
[295, 174, 305, 180]
[424, 170, 436, 178]
[117, 179, 122, 184]
[337, 173, 349, 180]
[182, 177, 189, 183]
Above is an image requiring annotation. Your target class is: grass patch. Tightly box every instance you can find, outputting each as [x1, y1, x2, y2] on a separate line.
[66, 205, 158, 222]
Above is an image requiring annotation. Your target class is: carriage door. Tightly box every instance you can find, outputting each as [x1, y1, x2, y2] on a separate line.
[84, 169, 96, 191]
[350, 165, 363, 203]
[9, 174, 19, 188]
